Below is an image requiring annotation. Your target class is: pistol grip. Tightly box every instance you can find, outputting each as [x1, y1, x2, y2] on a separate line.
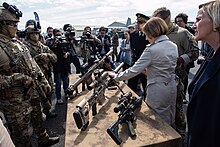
[92, 104, 97, 116]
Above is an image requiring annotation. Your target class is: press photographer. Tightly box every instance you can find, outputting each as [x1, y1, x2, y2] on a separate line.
[97, 26, 111, 57]
[63, 24, 81, 74]
[47, 28, 72, 104]
[80, 26, 101, 67]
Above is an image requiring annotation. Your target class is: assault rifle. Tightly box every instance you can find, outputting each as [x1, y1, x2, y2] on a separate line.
[73, 62, 124, 131]
[66, 50, 113, 99]
[107, 92, 142, 145]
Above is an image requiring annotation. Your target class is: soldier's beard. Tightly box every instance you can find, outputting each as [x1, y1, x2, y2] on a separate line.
[2, 25, 17, 38]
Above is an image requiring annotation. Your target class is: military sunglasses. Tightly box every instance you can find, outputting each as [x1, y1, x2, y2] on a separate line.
[5, 21, 18, 27]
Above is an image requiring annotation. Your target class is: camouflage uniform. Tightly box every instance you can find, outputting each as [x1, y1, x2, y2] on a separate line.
[0, 4, 33, 147]
[0, 4, 58, 147]
[166, 24, 199, 137]
[0, 34, 36, 147]
[23, 25, 57, 115]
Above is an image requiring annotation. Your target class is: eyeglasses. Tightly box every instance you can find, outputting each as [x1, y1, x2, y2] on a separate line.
[5, 21, 18, 27]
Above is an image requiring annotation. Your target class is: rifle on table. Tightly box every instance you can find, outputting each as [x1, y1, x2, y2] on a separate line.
[107, 92, 142, 145]
[66, 50, 113, 99]
[73, 62, 124, 131]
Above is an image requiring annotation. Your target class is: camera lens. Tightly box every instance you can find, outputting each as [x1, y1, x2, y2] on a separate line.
[69, 32, 75, 37]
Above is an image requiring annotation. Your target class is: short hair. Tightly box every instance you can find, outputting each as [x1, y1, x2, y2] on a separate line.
[47, 26, 53, 32]
[99, 26, 108, 33]
[63, 24, 72, 32]
[84, 26, 91, 31]
[53, 28, 61, 35]
[152, 7, 171, 21]
[142, 17, 168, 39]
[175, 13, 188, 24]
[199, 0, 220, 32]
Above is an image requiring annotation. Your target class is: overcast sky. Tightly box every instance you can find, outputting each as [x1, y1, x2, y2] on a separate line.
[2, 0, 208, 32]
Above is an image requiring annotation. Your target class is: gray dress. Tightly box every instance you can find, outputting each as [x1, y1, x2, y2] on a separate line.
[115, 35, 178, 125]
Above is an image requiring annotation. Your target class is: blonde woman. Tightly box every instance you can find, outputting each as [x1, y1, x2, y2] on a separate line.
[187, 1, 220, 146]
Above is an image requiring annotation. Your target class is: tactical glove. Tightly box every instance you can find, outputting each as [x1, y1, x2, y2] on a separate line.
[35, 53, 49, 63]
[42, 99, 51, 111]
[12, 73, 33, 87]
[41, 83, 51, 95]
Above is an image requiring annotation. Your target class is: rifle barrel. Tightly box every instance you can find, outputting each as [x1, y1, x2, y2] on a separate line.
[113, 62, 124, 73]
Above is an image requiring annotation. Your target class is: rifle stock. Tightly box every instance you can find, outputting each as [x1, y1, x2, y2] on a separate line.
[107, 120, 122, 145]
[107, 94, 142, 145]
[66, 50, 113, 98]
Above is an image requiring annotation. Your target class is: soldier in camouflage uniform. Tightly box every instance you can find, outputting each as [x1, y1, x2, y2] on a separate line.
[152, 7, 199, 144]
[23, 24, 57, 118]
[0, 3, 33, 147]
[0, 3, 59, 147]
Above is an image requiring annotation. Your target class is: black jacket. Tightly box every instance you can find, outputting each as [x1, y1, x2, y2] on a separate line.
[187, 47, 220, 147]
[97, 34, 111, 56]
[47, 38, 72, 75]
[130, 31, 149, 63]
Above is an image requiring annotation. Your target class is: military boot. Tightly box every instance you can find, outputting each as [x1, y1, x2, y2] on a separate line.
[38, 136, 60, 147]
[43, 105, 57, 119]
[38, 131, 60, 147]
[46, 111, 57, 119]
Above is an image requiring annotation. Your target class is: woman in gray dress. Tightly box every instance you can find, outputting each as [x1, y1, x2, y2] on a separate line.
[109, 17, 178, 125]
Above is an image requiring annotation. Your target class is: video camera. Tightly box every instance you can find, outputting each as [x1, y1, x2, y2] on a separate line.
[80, 31, 94, 42]
[65, 27, 76, 38]
[16, 29, 26, 38]
[54, 35, 69, 51]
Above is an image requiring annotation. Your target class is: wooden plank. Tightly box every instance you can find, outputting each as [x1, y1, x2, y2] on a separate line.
[65, 74, 181, 147]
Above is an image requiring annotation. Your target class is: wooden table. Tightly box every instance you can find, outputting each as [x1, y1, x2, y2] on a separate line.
[65, 74, 181, 147]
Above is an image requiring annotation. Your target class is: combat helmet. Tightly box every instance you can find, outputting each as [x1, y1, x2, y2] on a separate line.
[25, 25, 41, 34]
[0, 2, 22, 22]
[25, 19, 36, 28]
